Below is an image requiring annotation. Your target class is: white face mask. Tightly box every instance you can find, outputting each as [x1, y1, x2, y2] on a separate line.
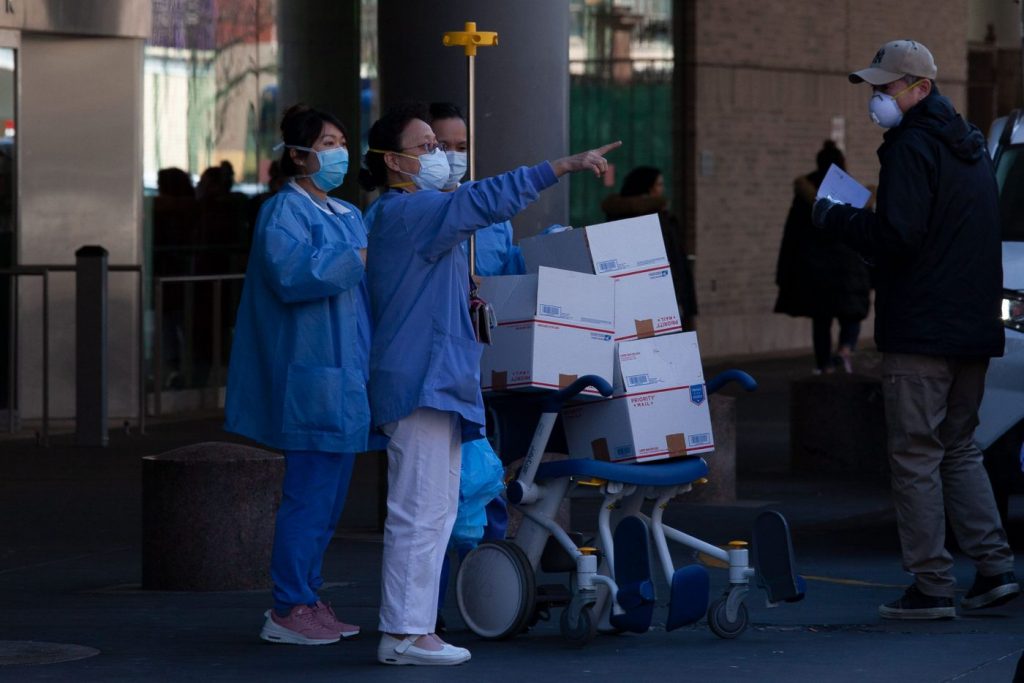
[402, 148, 451, 191]
[444, 151, 468, 189]
[868, 92, 904, 128]
[868, 79, 925, 129]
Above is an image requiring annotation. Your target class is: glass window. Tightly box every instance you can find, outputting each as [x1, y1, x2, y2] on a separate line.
[568, 0, 674, 228]
[145, 0, 278, 392]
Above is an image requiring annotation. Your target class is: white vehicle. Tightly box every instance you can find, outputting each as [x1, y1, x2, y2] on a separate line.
[980, 109, 1024, 523]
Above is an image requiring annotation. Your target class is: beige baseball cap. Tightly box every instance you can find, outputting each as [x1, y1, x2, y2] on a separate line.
[849, 40, 937, 85]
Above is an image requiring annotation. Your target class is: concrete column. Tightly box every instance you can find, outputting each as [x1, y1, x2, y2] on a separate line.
[276, 1, 362, 205]
[672, 0, 697, 258]
[377, 0, 570, 237]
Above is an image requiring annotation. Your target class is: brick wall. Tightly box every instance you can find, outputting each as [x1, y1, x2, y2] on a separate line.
[692, 0, 968, 360]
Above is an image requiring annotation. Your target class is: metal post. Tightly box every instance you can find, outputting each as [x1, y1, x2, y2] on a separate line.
[153, 278, 163, 417]
[41, 272, 49, 448]
[183, 281, 194, 389]
[468, 52, 476, 274]
[443, 21, 498, 278]
[6, 272, 14, 434]
[137, 268, 146, 434]
[75, 246, 108, 447]
[212, 279, 222, 391]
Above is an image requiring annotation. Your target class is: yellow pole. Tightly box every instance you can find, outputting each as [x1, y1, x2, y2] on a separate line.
[443, 21, 498, 277]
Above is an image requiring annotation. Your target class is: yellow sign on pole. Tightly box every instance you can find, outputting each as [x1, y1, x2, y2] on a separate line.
[442, 21, 498, 57]
[443, 21, 499, 277]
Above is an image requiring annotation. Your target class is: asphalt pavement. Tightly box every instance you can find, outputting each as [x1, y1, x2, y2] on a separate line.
[1, 350, 1022, 682]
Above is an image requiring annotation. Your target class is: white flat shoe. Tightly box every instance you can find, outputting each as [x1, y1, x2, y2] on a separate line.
[377, 634, 471, 666]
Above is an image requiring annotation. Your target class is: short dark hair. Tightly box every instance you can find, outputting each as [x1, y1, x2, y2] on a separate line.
[428, 101, 464, 123]
[359, 102, 430, 191]
[815, 139, 845, 174]
[620, 166, 662, 197]
[278, 103, 348, 177]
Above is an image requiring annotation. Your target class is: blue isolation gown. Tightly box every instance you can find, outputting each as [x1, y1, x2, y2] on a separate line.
[366, 162, 558, 441]
[224, 180, 373, 453]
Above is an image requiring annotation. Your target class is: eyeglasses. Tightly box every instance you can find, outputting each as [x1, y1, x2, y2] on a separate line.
[399, 141, 440, 155]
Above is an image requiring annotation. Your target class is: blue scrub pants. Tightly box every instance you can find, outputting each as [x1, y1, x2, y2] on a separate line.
[271, 450, 355, 615]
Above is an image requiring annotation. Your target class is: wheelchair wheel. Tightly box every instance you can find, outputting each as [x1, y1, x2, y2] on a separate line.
[560, 605, 597, 646]
[707, 595, 748, 639]
[456, 540, 536, 640]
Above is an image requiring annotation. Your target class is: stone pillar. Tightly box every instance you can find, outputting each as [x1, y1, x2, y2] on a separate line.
[142, 442, 284, 591]
[276, 1, 362, 205]
[377, 0, 570, 237]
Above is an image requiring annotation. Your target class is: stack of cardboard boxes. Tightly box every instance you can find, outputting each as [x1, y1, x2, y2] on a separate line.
[477, 214, 713, 464]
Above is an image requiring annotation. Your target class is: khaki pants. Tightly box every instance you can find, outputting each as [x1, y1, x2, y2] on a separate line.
[882, 353, 1014, 597]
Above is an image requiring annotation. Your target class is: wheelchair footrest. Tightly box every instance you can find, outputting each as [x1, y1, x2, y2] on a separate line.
[666, 564, 710, 632]
[609, 516, 655, 634]
[752, 510, 805, 604]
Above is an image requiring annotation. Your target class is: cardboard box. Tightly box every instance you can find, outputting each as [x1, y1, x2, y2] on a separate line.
[479, 266, 615, 398]
[519, 214, 682, 341]
[562, 332, 713, 463]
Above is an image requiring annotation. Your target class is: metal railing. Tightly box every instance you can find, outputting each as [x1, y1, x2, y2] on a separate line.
[1, 263, 145, 446]
[151, 272, 245, 417]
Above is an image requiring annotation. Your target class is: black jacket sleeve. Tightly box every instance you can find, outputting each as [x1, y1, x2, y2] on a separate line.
[822, 135, 935, 263]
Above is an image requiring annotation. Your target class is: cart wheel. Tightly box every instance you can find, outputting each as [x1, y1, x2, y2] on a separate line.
[560, 606, 597, 646]
[707, 596, 749, 639]
[456, 540, 536, 640]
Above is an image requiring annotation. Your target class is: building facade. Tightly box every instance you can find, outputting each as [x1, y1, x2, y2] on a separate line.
[2, 0, 1018, 427]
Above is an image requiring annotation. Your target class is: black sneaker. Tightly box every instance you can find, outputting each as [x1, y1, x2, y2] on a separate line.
[960, 571, 1021, 610]
[878, 584, 956, 620]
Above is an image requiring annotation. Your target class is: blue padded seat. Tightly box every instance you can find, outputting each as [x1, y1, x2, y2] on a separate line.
[534, 457, 709, 486]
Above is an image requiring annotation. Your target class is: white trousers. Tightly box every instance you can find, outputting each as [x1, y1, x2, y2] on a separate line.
[379, 408, 462, 634]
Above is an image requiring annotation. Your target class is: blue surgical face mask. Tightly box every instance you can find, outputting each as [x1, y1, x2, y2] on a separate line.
[444, 151, 468, 189]
[286, 144, 349, 191]
[402, 148, 451, 191]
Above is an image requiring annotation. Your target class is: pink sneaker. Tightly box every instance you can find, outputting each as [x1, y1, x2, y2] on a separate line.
[259, 605, 340, 645]
[314, 600, 360, 639]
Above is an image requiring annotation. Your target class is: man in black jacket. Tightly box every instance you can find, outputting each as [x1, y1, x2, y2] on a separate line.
[814, 39, 1019, 620]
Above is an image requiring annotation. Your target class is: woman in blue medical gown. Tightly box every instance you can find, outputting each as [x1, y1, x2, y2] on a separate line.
[359, 102, 619, 666]
[225, 104, 370, 646]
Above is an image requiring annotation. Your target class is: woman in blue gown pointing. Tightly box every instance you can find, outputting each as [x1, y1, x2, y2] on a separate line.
[360, 102, 620, 666]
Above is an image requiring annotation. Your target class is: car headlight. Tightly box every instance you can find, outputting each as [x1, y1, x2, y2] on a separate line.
[1003, 289, 1024, 332]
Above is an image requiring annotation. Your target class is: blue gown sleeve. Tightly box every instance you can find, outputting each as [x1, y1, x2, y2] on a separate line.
[506, 244, 526, 275]
[399, 163, 558, 262]
[263, 210, 365, 304]
[495, 221, 525, 275]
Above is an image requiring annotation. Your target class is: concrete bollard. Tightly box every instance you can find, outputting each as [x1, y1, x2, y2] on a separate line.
[75, 246, 108, 447]
[142, 442, 284, 591]
[790, 374, 889, 479]
[689, 393, 737, 503]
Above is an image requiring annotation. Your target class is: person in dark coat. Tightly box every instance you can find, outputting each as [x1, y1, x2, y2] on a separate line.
[774, 141, 871, 373]
[815, 39, 1017, 620]
[601, 166, 699, 329]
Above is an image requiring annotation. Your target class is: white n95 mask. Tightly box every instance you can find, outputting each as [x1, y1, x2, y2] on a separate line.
[868, 92, 904, 129]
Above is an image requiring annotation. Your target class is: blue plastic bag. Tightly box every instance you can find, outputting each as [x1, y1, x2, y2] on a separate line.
[451, 438, 505, 550]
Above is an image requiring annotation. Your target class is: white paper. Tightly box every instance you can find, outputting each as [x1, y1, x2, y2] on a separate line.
[816, 163, 871, 209]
